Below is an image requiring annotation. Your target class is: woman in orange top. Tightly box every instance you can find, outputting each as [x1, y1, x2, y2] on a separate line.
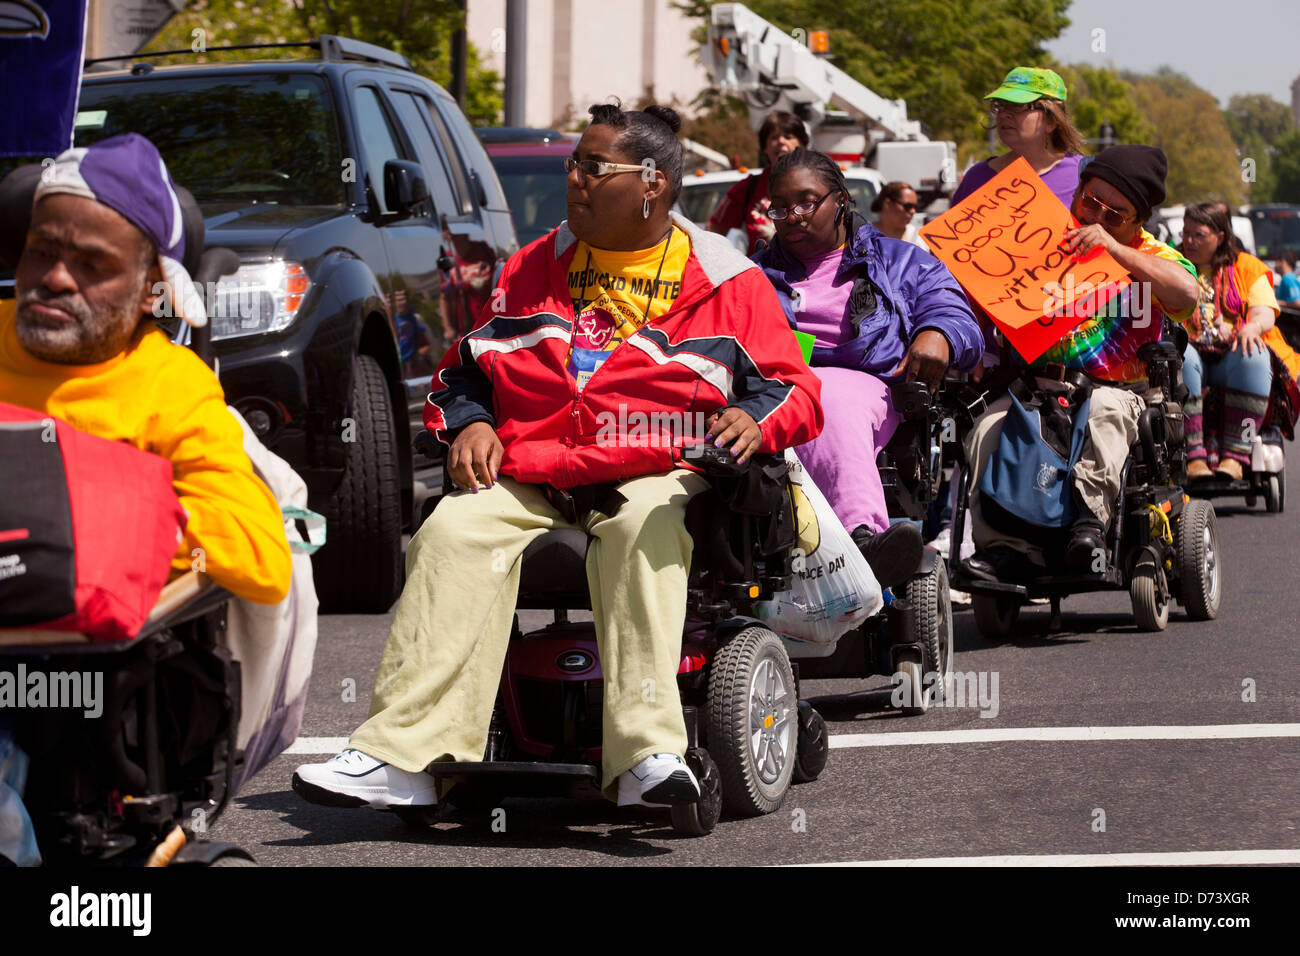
[1178, 203, 1300, 479]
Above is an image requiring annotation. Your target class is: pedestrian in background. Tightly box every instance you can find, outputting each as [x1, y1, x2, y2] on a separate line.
[953, 67, 1088, 210]
[871, 181, 928, 250]
[707, 110, 809, 255]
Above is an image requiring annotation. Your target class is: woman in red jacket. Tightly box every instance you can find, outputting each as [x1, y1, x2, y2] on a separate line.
[707, 111, 809, 255]
[294, 102, 822, 816]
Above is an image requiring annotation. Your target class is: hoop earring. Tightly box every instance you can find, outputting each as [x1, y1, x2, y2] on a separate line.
[643, 196, 651, 219]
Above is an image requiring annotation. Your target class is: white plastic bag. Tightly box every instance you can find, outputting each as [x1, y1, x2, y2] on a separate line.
[224, 408, 323, 791]
[753, 449, 883, 644]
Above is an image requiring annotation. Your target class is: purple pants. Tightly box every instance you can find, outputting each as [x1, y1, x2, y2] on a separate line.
[795, 366, 900, 534]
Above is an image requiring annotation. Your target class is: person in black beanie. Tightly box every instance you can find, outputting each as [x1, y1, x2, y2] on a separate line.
[961, 144, 1201, 583]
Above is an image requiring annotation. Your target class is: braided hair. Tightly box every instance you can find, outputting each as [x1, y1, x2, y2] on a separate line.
[770, 147, 854, 245]
[586, 100, 684, 203]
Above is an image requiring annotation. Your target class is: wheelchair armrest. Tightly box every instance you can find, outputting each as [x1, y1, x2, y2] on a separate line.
[146, 571, 215, 623]
[0, 628, 90, 647]
[682, 441, 751, 477]
[413, 429, 444, 461]
[1137, 341, 1181, 365]
[890, 380, 933, 422]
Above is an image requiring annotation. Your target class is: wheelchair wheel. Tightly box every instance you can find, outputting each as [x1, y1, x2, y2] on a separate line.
[1265, 472, 1283, 513]
[707, 626, 797, 816]
[972, 593, 1020, 641]
[1129, 561, 1169, 632]
[669, 748, 722, 836]
[897, 558, 954, 715]
[792, 701, 829, 783]
[1176, 499, 1221, 620]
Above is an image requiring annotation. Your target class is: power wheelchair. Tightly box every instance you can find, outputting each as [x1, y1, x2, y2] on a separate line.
[406, 436, 831, 837]
[0, 167, 268, 866]
[0, 575, 256, 867]
[783, 380, 959, 716]
[948, 332, 1223, 638]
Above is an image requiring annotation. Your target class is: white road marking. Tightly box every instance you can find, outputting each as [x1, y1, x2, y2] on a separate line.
[286, 737, 350, 754]
[798, 849, 1300, 867]
[828, 723, 1300, 748]
[286, 723, 1300, 756]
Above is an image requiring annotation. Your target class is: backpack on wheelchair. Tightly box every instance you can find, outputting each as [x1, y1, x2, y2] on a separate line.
[948, 331, 1223, 639]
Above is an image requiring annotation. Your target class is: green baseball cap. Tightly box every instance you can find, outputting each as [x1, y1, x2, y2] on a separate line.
[986, 67, 1067, 104]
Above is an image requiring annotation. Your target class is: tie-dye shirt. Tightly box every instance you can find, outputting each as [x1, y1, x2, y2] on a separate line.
[1034, 230, 1196, 384]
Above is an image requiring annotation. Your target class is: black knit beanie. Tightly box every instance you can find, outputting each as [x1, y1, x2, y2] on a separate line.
[1083, 145, 1168, 223]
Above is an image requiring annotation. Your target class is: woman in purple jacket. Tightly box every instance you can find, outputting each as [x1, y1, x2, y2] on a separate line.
[753, 148, 984, 588]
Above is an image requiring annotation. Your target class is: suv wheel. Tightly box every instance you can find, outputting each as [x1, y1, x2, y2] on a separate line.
[312, 354, 404, 612]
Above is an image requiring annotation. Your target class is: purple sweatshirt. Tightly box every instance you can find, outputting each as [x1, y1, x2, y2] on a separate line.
[952, 153, 1084, 212]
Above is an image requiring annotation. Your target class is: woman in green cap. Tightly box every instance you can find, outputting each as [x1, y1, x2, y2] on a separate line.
[952, 66, 1087, 209]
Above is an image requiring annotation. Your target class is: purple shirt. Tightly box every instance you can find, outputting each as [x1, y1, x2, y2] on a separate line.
[952, 153, 1083, 212]
[791, 247, 855, 348]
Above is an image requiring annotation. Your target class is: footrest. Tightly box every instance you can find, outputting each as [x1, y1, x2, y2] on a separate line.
[428, 761, 602, 799]
[961, 579, 1028, 598]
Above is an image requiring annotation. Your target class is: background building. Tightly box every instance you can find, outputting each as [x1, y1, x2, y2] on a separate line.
[466, 0, 710, 129]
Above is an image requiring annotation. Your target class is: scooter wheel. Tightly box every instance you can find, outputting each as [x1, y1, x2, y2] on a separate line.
[670, 748, 722, 836]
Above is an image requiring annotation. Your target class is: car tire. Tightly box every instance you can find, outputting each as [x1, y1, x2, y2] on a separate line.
[313, 354, 404, 613]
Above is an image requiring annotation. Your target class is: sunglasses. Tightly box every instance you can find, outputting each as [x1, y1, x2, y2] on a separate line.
[889, 197, 918, 213]
[989, 100, 1043, 116]
[767, 190, 836, 221]
[563, 157, 645, 180]
[1077, 187, 1134, 229]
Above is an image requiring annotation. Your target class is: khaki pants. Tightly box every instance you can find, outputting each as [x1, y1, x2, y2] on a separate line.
[348, 469, 709, 798]
[964, 383, 1145, 559]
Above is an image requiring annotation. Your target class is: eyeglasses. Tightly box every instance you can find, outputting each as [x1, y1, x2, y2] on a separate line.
[563, 157, 645, 180]
[1077, 187, 1134, 229]
[767, 190, 835, 221]
[988, 100, 1043, 116]
[889, 197, 918, 213]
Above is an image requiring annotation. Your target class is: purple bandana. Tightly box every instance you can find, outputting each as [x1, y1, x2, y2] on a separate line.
[33, 133, 206, 327]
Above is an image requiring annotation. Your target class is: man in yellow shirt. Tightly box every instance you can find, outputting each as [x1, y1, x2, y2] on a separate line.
[0, 134, 290, 606]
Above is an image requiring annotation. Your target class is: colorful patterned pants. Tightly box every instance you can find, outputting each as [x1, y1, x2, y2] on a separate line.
[1182, 345, 1272, 466]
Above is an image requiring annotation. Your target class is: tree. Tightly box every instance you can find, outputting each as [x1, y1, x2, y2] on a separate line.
[144, 0, 503, 125]
[1055, 64, 1153, 151]
[675, 0, 1071, 159]
[1222, 93, 1295, 203]
[1272, 129, 1300, 204]
[1126, 68, 1245, 207]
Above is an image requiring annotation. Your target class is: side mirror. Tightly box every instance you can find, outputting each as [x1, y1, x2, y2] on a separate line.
[383, 159, 430, 219]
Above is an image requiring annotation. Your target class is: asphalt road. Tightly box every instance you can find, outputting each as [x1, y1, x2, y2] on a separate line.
[211, 479, 1300, 867]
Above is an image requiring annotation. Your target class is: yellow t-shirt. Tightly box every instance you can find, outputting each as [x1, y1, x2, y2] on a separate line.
[565, 226, 690, 390]
[0, 299, 291, 605]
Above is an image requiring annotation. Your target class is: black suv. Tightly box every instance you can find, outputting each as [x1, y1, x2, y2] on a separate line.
[3, 37, 518, 611]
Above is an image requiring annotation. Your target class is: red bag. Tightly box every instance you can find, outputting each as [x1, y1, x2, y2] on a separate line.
[0, 402, 187, 642]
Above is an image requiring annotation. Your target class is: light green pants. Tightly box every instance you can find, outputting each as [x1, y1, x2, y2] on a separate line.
[348, 469, 709, 798]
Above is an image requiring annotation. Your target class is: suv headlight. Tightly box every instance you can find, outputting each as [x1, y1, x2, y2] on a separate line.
[209, 260, 311, 340]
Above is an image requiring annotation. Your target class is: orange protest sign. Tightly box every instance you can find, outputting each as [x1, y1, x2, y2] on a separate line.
[920, 157, 1131, 363]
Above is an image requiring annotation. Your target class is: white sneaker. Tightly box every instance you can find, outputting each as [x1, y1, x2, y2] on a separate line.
[616, 754, 700, 807]
[949, 588, 971, 606]
[292, 749, 438, 809]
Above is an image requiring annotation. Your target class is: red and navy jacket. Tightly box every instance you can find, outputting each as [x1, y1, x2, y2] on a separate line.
[426, 214, 824, 489]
